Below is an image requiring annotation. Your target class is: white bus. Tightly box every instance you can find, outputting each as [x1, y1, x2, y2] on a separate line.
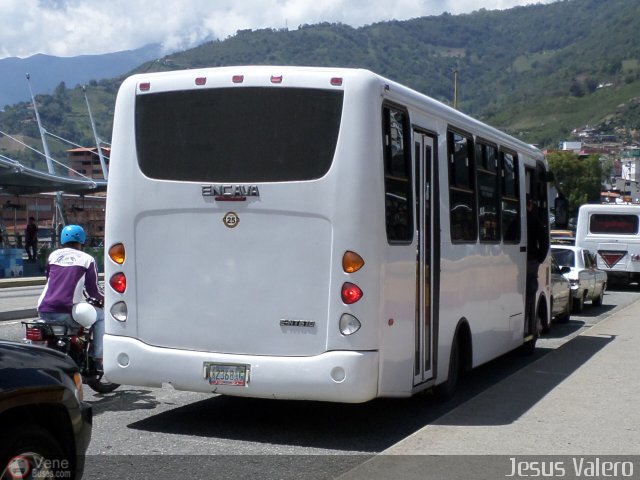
[103, 66, 552, 403]
[575, 203, 640, 285]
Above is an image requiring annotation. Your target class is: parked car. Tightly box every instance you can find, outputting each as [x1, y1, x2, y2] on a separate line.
[550, 257, 572, 322]
[551, 245, 608, 312]
[0, 341, 92, 480]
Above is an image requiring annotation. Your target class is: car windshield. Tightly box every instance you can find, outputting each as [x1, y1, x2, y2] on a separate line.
[552, 249, 575, 268]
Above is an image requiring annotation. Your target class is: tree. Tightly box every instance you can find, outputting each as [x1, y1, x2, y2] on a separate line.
[547, 151, 603, 215]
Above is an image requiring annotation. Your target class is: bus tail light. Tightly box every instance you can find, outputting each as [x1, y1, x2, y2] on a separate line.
[108, 243, 126, 264]
[341, 282, 363, 304]
[110, 273, 127, 294]
[110, 301, 128, 322]
[342, 251, 364, 273]
[339, 313, 361, 335]
[195, 77, 207, 85]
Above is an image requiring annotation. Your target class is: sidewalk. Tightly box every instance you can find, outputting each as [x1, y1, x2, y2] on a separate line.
[342, 300, 640, 479]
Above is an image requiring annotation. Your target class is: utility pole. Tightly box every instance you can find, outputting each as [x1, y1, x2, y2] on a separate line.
[453, 70, 459, 110]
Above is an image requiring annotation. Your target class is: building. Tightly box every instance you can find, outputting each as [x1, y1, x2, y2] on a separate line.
[0, 146, 108, 248]
[67, 147, 110, 180]
[0, 193, 106, 248]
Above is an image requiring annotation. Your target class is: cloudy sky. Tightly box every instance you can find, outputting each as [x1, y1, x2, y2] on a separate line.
[0, 0, 556, 59]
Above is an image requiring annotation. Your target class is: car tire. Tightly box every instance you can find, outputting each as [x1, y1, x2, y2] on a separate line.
[572, 292, 585, 313]
[521, 305, 544, 356]
[592, 283, 605, 306]
[0, 424, 68, 479]
[557, 294, 572, 323]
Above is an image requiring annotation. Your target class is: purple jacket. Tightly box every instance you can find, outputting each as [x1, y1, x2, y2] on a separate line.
[37, 247, 104, 314]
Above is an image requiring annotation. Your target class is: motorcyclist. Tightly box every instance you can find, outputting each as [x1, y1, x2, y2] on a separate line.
[37, 224, 105, 371]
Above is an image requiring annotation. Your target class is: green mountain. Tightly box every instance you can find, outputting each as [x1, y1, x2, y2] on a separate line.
[2, 0, 640, 170]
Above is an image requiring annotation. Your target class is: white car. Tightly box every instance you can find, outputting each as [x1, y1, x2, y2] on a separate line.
[550, 257, 572, 323]
[551, 245, 608, 312]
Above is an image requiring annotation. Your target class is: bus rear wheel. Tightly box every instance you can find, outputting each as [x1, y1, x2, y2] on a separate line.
[434, 335, 461, 401]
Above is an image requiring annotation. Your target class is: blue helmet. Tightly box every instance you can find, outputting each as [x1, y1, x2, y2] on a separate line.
[60, 224, 86, 245]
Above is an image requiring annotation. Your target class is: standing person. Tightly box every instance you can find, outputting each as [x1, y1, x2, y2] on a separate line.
[526, 196, 550, 333]
[37, 224, 105, 371]
[25, 217, 38, 261]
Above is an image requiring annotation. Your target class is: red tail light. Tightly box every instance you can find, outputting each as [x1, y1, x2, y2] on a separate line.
[25, 327, 43, 341]
[110, 272, 127, 293]
[341, 282, 363, 304]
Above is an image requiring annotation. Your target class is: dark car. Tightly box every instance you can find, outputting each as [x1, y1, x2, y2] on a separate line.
[0, 341, 92, 479]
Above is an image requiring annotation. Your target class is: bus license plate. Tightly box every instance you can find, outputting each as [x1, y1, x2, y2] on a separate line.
[206, 364, 247, 386]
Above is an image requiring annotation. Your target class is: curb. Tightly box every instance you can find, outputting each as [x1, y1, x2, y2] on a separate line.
[0, 308, 38, 322]
[0, 278, 46, 288]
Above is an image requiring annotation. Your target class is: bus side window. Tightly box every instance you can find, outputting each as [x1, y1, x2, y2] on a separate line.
[501, 151, 520, 243]
[448, 130, 477, 243]
[383, 105, 413, 243]
[476, 141, 499, 243]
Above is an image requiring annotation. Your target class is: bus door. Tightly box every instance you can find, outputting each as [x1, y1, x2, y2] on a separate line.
[413, 130, 436, 385]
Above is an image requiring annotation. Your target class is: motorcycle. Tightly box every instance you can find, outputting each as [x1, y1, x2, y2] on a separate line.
[23, 300, 120, 394]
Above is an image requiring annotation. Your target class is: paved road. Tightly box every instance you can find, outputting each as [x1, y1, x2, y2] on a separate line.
[1, 287, 638, 479]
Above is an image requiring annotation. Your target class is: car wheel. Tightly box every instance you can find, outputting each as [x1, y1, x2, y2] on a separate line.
[0, 424, 68, 479]
[521, 305, 544, 356]
[557, 294, 572, 323]
[592, 283, 605, 306]
[572, 292, 585, 313]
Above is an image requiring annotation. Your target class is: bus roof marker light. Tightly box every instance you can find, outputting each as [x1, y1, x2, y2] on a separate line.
[330, 77, 343, 86]
[342, 251, 364, 273]
[195, 77, 207, 86]
[271, 75, 283, 84]
[139, 82, 151, 91]
[232, 75, 244, 83]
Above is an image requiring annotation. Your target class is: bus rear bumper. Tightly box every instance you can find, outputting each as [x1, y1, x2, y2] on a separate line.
[104, 335, 380, 403]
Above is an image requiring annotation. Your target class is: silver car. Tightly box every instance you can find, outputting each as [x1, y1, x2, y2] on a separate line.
[551, 245, 608, 312]
[550, 257, 572, 322]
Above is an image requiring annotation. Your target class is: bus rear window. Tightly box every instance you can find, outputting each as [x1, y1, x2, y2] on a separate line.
[589, 214, 639, 234]
[135, 87, 343, 182]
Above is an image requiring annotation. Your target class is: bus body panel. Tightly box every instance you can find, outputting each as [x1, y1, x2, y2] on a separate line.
[134, 206, 332, 355]
[103, 335, 379, 403]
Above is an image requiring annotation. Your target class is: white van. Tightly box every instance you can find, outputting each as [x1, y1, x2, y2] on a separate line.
[575, 203, 640, 286]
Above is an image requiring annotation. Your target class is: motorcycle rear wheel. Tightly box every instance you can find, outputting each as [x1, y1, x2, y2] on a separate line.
[86, 375, 120, 394]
